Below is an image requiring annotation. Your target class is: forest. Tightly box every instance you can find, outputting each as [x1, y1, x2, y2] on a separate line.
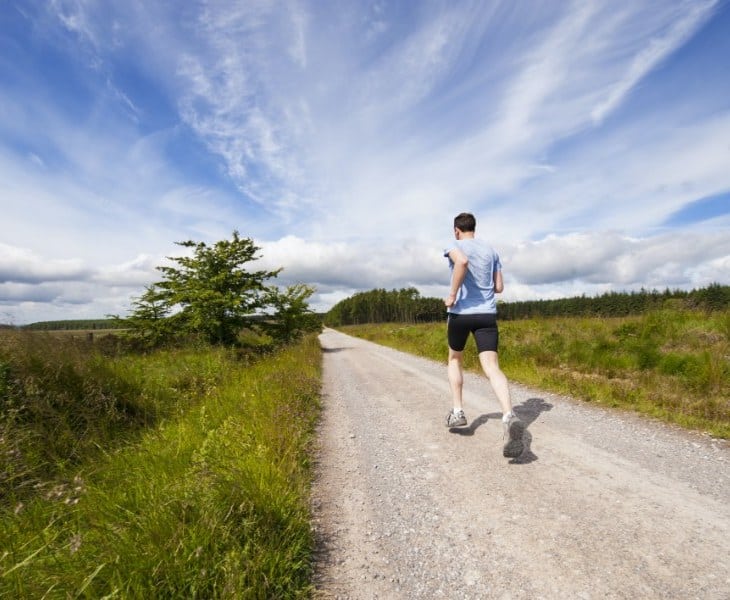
[323, 287, 445, 326]
[324, 283, 729, 326]
[21, 319, 127, 331]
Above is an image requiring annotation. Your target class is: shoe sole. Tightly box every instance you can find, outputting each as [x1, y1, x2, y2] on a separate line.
[503, 420, 526, 458]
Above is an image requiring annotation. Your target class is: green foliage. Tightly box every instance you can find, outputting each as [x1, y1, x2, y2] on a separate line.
[689, 282, 730, 311]
[120, 231, 318, 348]
[119, 284, 174, 347]
[0, 330, 234, 504]
[0, 334, 321, 598]
[262, 284, 322, 343]
[325, 287, 445, 326]
[325, 284, 728, 328]
[152, 231, 282, 345]
[498, 284, 729, 320]
[22, 319, 127, 331]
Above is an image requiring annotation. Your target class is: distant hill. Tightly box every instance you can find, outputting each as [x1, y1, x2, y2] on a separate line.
[22, 319, 128, 331]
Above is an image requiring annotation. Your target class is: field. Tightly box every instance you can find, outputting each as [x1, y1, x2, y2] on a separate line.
[0, 330, 321, 598]
[340, 307, 730, 439]
[1, 305, 727, 596]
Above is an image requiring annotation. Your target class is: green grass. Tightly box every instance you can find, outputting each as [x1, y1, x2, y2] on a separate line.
[1, 331, 321, 598]
[339, 308, 730, 439]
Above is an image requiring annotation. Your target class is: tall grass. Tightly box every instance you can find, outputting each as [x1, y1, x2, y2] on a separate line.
[341, 308, 730, 438]
[0, 331, 234, 505]
[1, 331, 321, 598]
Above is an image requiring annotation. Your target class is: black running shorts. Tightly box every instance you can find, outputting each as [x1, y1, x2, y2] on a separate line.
[447, 312, 499, 353]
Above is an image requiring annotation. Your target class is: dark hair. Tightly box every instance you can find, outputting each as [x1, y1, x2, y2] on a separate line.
[454, 212, 476, 232]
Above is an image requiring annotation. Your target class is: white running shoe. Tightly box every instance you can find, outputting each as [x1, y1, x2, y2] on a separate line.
[503, 415, 525, 457]
[446, 409, 467, 427]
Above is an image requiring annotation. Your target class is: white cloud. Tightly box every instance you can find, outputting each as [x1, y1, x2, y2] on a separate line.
[258, 235, 444, 291]
[503, 109, 730, 239]
[51, 0, 98, 45]
[258, 229, 730, 310]
[0, 243, 91, 284]
[92, 254, 159, 287]
[287, 0, 308, 68]
[505, 230, 730, 289]
[0, 282, 63, 304]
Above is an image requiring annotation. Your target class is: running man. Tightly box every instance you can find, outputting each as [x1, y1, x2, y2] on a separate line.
[443, 212, 525, 458]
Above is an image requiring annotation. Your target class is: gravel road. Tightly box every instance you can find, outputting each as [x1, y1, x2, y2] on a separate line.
[310, 328, 729, 600]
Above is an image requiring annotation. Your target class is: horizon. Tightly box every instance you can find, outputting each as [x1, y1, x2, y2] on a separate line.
[8, 282, 725, 327]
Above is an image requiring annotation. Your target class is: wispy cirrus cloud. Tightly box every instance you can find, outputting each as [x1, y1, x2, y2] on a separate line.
[590, 0, 718, 124]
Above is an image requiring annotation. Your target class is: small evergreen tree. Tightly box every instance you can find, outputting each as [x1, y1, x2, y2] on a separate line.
[262, 284, 321, 343]
[122, 285, 173, 347]
[121, 231, 317, 347]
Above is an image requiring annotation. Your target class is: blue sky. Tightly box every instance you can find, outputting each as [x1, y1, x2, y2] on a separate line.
[1, 0, 729, 324]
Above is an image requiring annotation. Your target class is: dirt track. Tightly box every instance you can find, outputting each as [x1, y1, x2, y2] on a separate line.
[311, 328, 729, 599]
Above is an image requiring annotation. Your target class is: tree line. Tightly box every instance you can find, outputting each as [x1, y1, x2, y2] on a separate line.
[22, 319, 127, 331]
[498, 284, 729, 320]
[325, 283, 729, 326]
[323, 287, 444, 326]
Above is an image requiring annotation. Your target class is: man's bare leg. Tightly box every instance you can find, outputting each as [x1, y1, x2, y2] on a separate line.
[447, 348, 465, 411]
[446, 348, 468, 426]
[478, 350, 512, 415]
[480, 350, 525, 457]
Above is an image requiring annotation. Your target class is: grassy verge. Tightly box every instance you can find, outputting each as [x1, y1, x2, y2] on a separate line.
[339, 308, 730, 439]
[1, 332, 321, 598]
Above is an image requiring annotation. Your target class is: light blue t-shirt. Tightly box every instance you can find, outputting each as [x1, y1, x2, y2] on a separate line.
[443, 238, 501, 314]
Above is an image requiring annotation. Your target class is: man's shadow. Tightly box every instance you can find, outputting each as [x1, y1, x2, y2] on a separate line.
[449, 398, 553, 464]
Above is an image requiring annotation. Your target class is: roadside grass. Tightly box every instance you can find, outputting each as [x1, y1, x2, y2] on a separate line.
[0, 330, 239, 502]
[1, 332, 321, 598]
[339, 308, 730, 439]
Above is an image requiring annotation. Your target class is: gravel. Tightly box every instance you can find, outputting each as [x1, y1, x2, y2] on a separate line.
[310, 328, 729, 600]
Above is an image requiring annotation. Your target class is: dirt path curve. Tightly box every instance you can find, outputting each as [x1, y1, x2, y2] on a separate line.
[310, 328, 729, 600]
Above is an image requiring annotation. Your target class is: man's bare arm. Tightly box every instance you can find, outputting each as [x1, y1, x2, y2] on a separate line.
[494, 269, 503, 294]
[445, 248, 468, 307]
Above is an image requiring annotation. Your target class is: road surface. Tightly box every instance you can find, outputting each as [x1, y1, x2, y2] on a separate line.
[311, 328, 729, 599]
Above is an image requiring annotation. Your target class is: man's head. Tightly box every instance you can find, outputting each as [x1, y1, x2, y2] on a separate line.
[454, 212, 476, 234]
